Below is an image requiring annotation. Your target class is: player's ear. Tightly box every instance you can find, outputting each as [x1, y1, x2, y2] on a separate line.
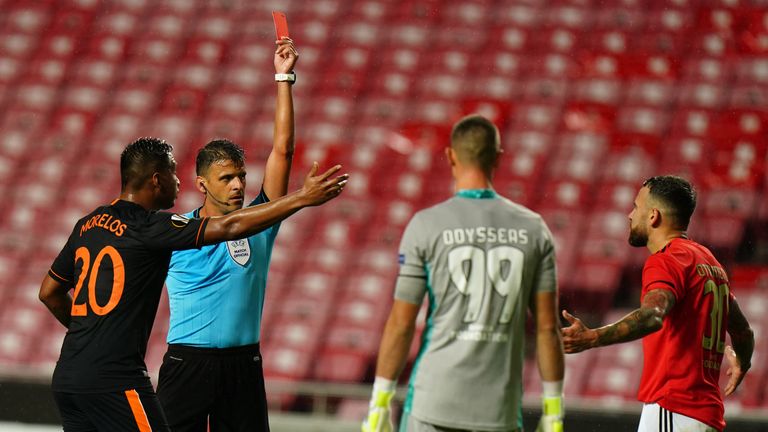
[195, 176, 207, 194]
[492, 149, 503, 170]
[445, 147, 456, 166]
[151, 172, 161, 188]
[650, 208, 663, 228]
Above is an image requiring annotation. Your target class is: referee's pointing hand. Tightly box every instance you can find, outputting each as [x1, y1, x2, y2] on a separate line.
[300, 162, 349, 206]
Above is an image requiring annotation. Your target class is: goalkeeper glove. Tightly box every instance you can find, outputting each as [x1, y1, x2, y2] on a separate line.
[362, 377, 396, 432]
[536, 381, 564, 432]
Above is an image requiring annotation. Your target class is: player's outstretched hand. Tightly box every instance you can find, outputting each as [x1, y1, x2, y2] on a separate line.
[724, 345, 746, 396]
[561, 310, 598, 354]
[275, 37, 298, 73]
[300, 162, 348, 206]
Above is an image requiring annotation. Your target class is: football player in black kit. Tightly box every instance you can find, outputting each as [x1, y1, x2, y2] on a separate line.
[39, 137, 347, 431]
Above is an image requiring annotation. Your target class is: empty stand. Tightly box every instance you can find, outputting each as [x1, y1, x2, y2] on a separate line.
[0, 0, 767, 413]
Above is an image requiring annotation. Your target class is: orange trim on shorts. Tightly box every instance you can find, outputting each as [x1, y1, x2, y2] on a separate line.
[124, 389, 152, 432]
[48, 268, 70, 283]
[110, 198, 120, 205]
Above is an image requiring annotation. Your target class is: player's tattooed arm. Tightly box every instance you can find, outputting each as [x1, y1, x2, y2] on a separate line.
[39, 275, 72, 328]
[562, 288, 675, 353]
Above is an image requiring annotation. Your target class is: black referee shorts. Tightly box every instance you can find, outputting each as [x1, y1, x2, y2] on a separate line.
[156, 343, 269, 432]
[54, 388, 169, 432]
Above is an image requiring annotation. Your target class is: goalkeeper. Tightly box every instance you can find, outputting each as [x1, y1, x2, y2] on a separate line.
[362, 115, 565, 432]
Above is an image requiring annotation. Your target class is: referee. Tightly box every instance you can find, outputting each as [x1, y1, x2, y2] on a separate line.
[156, 37, 298, 431]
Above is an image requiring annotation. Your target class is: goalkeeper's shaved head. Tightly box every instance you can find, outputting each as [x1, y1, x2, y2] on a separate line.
[450, 114, 501, 175]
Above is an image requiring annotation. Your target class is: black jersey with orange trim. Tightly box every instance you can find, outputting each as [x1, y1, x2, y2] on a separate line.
[48, 200, 209, 393]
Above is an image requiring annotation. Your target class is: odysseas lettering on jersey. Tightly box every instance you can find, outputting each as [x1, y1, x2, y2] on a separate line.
[441, 226, 529, 245]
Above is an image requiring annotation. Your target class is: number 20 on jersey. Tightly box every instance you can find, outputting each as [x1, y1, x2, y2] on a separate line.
[71, 246, 125, 316]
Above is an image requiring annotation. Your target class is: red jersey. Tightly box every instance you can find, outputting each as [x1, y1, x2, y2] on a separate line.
[637, 238, 733, 431]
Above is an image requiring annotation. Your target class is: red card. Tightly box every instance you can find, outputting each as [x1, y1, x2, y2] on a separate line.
[272, 11, 289, 39]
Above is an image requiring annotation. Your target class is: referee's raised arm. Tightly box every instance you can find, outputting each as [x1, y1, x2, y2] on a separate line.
[262, 36, 298, 200]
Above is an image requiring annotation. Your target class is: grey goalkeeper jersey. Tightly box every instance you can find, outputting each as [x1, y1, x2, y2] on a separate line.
[395, 190, 557, 431]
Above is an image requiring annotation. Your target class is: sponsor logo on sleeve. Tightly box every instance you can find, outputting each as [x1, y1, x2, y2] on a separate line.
[171, 214, 190, 228]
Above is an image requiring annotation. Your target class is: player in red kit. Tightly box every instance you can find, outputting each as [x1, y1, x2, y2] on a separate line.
[561, 175, 754, 432]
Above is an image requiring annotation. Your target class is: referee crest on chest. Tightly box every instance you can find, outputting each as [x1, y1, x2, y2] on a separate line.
[226, 239, 251, 266]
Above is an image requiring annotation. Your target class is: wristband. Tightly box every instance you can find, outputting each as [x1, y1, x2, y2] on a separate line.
[275, 72, 296, 83]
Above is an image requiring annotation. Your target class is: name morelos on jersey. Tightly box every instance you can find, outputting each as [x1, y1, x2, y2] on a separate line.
[80, 213, 127, 237]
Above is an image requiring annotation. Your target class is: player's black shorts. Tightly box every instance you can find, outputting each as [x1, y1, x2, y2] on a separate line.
[54, 388, 170, 432]
[156, 343, 269, 432]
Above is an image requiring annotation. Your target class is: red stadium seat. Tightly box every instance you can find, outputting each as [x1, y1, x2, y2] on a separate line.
[323, 322, 382, 355]
[469, 47, 523, 77]
[629, 32, 687, 57]
[262, 344, 314, 381]
[702, 187, 758, 218]
[543, 5, 592, 30]
[676, 82, 728, 109]
[577, 52, 623, 79]
[582, 361, 642, 401]
[528, 28, 582, 54]
[691, 32, 739, 58]
[616, 106, 669, 138]
[3, 5, 50, 35]
[332, 297, 389, 331]
[129, 36, 183, 66]
[734, 58, 768, 86]
[561, 102, 616, 133]
[683, 57, 730, 83]
[171, 62, 218, 91]
[263, 317, 326, 354]
[622, 54, 680, 80]
[194, 13, 237, 41]
[355, 95, 410, 126]
[585, 30, 629, 56]
[159, 85, 208, 115]
[47, 8, 95, 36]
[525, 349, 597, 398]
[730, 266, 768, 293]
[523, 54, 580, 79]
[313, 349, 369, 382]
[485, 26, 529, 53]
[509, 102, 563, 131]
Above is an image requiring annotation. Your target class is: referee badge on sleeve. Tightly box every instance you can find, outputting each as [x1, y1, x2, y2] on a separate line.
[227, 239, 251, 266]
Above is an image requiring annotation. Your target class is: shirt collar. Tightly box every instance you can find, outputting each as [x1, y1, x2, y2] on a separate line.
[455, 189, 497, 199]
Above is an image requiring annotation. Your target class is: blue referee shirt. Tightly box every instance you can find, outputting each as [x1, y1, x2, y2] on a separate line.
[165, 191, 280, 347]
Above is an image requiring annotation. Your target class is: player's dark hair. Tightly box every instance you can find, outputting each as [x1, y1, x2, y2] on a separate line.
[643, 175, 697, 230]
[450, 114, 501, 174]
[196, 139, 245, 176]
[120, 137, 174, 190]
